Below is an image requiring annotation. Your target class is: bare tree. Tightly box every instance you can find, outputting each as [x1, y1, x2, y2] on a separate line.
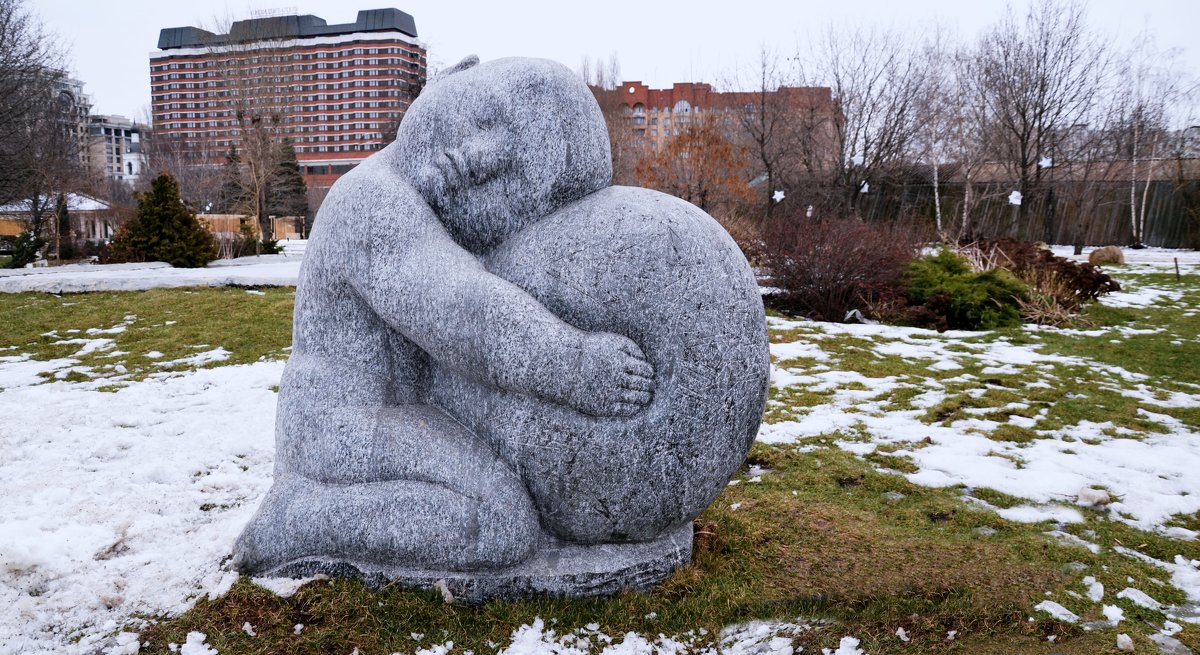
[970, 0, 1108, 241]
[802, 25, 928, 218]
[211, 21, 298, 241]
[139, 124, 222, 211]
[582, 53, 646, 186]
[729, 47, 800, 218]
[1108, 32, 1187, 246]
[0, 0, 70, 210]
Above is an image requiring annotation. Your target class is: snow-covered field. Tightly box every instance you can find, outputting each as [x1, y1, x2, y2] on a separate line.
[0, 241, 306, 294]
[1050, 245, 1200, 275]
[1, 246, 1198, 654]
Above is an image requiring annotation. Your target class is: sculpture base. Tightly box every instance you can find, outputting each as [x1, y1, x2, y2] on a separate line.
[260, 522, 693, 602]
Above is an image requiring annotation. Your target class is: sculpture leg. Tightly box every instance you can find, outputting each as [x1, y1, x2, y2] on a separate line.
[236, 402, 538, 573]
[233, 474, 536, 573]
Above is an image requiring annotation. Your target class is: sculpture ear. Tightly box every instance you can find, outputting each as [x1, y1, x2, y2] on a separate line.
[437, 55, 479, 80]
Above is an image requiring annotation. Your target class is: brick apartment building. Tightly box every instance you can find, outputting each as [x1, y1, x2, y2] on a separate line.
[150, 8, 427, 195]
[616, 81, 838, 146]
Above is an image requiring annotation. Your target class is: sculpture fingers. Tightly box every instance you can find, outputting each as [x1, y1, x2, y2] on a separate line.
[610, 402, 646, 417]
[619, 340, 648, 361]
[620, 389, 652, 406]
[620, 376, 654, 392]
[623, 358, 654, 379]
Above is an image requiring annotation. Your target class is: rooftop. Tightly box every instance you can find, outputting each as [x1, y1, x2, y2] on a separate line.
[157, 8, 418, 50]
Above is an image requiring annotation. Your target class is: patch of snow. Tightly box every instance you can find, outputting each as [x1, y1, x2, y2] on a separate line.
[1101, 286, 1184, 309]
[770, 340, 829, 362]
[0, 362, 282, 653]
[156, 348, 232, 368]
[53, 337, 115, 357]
[250, 575, 330, 598]
[1104, 604, 1125, 625]
[1117, 587, 1163, 611]
[1115, 547, 1200, 622]
[997, 505, 1085, 524]
[1034, 600, 1080, 623]
[0, 259, 302, 293]
[821, 636, 864, 655]
[180, 632, 217, 655]
[0, 355, 78, 389]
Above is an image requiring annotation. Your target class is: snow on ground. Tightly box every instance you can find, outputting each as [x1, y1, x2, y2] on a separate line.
[0, 244, 306, 294]
[763, 314, 1200, 534]
[1051, 245, 1200, 275]
[759, 268, 1200, 627]
[0, 361, 281, 654]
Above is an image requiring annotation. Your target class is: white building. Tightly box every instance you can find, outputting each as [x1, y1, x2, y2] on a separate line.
[87, 115, 148, 185]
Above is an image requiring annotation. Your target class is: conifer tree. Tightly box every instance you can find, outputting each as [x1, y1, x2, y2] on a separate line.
[216, 147, 249, 214]
[266, 138, 308, 219]
[111, 173, 216, 268]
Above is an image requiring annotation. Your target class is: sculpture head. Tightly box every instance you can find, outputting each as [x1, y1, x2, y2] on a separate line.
[396, 57, 612, 254]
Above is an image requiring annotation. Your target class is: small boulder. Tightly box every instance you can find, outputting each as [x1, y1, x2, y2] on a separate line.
[1089, 246, 1125, 265]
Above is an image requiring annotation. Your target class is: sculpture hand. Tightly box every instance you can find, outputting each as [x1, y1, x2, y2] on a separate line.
[566, 333, 655, 417]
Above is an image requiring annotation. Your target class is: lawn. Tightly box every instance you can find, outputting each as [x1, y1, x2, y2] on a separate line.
[0, 266, 1197, 655]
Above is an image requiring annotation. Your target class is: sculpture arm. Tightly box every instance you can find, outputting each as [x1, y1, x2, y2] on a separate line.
[337, 172, 652, 415]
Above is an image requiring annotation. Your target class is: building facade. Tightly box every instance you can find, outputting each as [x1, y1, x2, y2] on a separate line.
[613, 81, 838, 153]
[54, 76, 93, 163]
[150, 8, 427, 193]
[87, 115, 147, 185]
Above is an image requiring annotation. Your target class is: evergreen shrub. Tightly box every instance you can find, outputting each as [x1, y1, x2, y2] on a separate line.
[7, 231, 46, 268]
[901, 249, 1027, 331]
[110, 173, 217, 268]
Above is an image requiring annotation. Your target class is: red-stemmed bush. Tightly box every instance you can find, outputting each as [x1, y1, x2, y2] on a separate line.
[759, 215, 928, 322]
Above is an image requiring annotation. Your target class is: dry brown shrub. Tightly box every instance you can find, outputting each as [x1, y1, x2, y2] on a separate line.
[759, 214, 929, 322]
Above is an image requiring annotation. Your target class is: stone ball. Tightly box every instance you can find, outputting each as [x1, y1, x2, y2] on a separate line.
[431, 186, 770, 544]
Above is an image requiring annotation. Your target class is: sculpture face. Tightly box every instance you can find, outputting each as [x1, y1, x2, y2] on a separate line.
[397, 57, 613, 254]
[404, 88, 515, 237]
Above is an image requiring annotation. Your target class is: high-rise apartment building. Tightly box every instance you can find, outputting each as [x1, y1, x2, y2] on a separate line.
[87, 115, 146, 185]
[54, 76, 93, 163]
[150, 8, 427, 193]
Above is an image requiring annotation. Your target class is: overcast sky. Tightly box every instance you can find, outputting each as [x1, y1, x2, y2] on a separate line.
[35, 0, 1200, 121]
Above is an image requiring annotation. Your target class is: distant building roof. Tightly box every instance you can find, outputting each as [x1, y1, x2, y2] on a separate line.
[157, 8, 418, 50]
[0, 193, 111, 214]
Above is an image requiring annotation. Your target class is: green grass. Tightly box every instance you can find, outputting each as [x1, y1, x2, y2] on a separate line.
[0, 287, 294, 385]
[4, 268, 1199, 654]
[137, 446, 1129, 655]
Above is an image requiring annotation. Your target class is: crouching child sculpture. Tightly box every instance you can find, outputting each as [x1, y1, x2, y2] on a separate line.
[232, 56, 770, 600]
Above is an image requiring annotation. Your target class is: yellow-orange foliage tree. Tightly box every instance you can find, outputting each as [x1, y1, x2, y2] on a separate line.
[635, 115, 753, 219]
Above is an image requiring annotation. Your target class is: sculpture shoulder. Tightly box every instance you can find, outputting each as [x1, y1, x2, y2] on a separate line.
[320, 145, 432, 227]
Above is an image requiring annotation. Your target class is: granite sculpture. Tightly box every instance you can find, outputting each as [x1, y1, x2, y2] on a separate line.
[232, 56, 770, 600]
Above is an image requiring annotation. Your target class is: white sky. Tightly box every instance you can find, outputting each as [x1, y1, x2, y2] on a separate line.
[35, 0, 1200, 121]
